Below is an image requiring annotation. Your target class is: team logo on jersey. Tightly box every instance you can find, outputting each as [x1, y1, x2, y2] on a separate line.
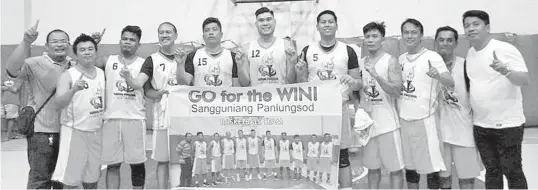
[317, 57, 337, 80]
[402, 70, 415, 93]
[115, 80, 135, 92]
[363, 78, 380, 98]
[441, 87, 461, 109]
[90, 85, 104, 109]
[258, 52, 277, 77]
[204, 62, 223, 86]
[167, 73, 179, 86]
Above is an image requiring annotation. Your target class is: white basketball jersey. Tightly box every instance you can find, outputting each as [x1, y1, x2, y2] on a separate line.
[236, 138, 247, 160]
[292, 142, 304, 160]
[222, 138, 235, 155]
[248, 136, 259, 155]
[320, 142, 333, 158]
[439, 57, 475, 147]
[61, 67, 105, 132]
[190, 48, 235, 87]
[211, 140, 222, 157]
[263, 138, 276, 160]
[359, 53, 400, 136]
[195, 141, 207, 159]
[150, 52, 179, 130]
[305, 41, 353, 102]
[248, 38, 288, 86]
[279, 140, 291, 160]
[307, 141, 320, 158]
[103, 55, 146, 120]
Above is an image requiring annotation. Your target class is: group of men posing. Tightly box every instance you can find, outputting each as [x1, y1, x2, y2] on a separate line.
[175, 130, 336, 187]
[4, 5, 529, 190]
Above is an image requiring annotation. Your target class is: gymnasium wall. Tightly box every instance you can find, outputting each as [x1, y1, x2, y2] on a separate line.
[2, 33, 537, 128]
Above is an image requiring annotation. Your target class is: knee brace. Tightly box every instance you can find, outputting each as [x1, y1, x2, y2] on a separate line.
[405, 170, 420, 184]
[130, 163, 146, 187]
[427, 172, 441, 189]
[339, 149, 350, 168]
[440, 176, 452, 189]
[107, 163, 121, 171]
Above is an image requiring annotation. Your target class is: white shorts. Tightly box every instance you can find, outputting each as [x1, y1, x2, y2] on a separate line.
[222, 154, 235, 169]
[306, 157, 318, 169]
[292, 159, 304, 169]
[265, 159, 277, 168]
[279, 159, 291, 168]
[193, 157, 208, 175]
[247, 154, 260, 168]
[52, 126, 102, 186]
[400, 115, 446, 174]
[1, 104, 19, 119]
[211, 157, 222, 172]
[151, 129, 169, 162]
[362, 129, 405, 172]
[101, 119, 147, 165]
[318, 157, 332, 173]
[440, 143, 484, 179]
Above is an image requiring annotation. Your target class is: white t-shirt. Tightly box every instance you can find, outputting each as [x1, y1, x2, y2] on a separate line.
[263, 138, 276, 160]
[248, 38, 288, 86]
[307, 141, 320, 158]
[279, 140, 291, 160]
[222, 138, 235, 155]
[466, 39, 528, 128]
[439, 57, 475, 147]
[235, 138, 247, 160]
[248, 136, 260, 155]
[398, 48, 449, 121]
[210, 140, 222, 157]
[194, 141, 208, 159]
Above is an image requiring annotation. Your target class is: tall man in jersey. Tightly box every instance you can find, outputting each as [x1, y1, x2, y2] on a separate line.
[235, 130, 249, 181]
[306, 134, 321, 182]
[398, 18, 454, 189]
[242, 7, 297, 86]
[246, 129, 263, 181]
[176, 17, 249, 87]
[358, 22, 404, 189]
[93, 25, 147, 189]
[51, 34, 105, 189]
[120, 22, 180, 189]
[294, 10, 362, 189]
[221, 132, 236, 183]
[262, 130, 278, 179]
[209, 133, 224, 185]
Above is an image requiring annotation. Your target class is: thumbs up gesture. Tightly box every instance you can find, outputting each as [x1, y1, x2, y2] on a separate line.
[24, 20, 40, 44]
[426, 60, 440, 79]
[490, 51, 510, 75]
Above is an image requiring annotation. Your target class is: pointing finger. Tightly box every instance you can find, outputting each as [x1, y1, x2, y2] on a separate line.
[428, 60, 432, 69]
[101, 28, 106, 36]
[33, 20, 40, 30]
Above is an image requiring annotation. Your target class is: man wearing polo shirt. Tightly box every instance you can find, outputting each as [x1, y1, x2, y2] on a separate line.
[398, 18, 454, 189]
[462, 10, 529, 189]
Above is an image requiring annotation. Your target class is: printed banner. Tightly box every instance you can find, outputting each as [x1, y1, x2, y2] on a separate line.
[168, 81, 342, 189]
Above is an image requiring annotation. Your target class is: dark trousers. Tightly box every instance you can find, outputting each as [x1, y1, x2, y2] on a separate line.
[179, 158, 193, 187]
[474, 125, 528, 189]
[26, 132, 62, 189]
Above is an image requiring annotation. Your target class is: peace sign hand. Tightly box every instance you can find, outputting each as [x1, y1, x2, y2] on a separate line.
[24, 20, 39, 44]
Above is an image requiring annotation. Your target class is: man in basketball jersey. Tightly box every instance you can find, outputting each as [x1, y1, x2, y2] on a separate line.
[434, 26, 482, 189]
[176, 17, 249, 87]
[120, 22, 180, 189]
[294, 10, 362, 189]
[241, 7, 298, 86]
[318, 133, 335, 185]
[247, 129, 263, 181]
[235, 130, 248, 181]
[306, 134, 321, 182]
[358, 22, 405, 189]
[92, 25, 147, 189]
[221, 132, 236, 183]
[261, 130, 277, 179]
[193, 132, 210, 187]
[277, 132, 292, 180]
[52, 34, 105, 189]
[291, 134, 306, 180]
[398, 19, 454, 189]
[209, 133, 224, 185]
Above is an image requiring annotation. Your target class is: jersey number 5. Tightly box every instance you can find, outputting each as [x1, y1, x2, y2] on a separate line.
[313, 54, 319, 61]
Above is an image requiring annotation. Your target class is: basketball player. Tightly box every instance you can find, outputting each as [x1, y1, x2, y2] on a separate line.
[93, 25, 147, 189]
[193, 132, 210, 187]
[262, 130, 278, 179]
[221, 132, 236, 183]
[277, 132, 292, 180]
[241, 7, 298, 86]
[235, 130, 249, 181]
[291, 134, 306, 180]
[51, 34, 105, 189]
[120, 22, 179, 189]
[318, 133, 335, 185]
[398, 18, 454, 189]
[247, 129, 263, 181]
[306, 134, 321, 182]
[176, 17, 249, 87]
[358, 22, 404, 189]
[294, 10, 362, 189]
[209, 133, 224, 185]
[463, 10, 529, 189]
[434, 25, 483, 189]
